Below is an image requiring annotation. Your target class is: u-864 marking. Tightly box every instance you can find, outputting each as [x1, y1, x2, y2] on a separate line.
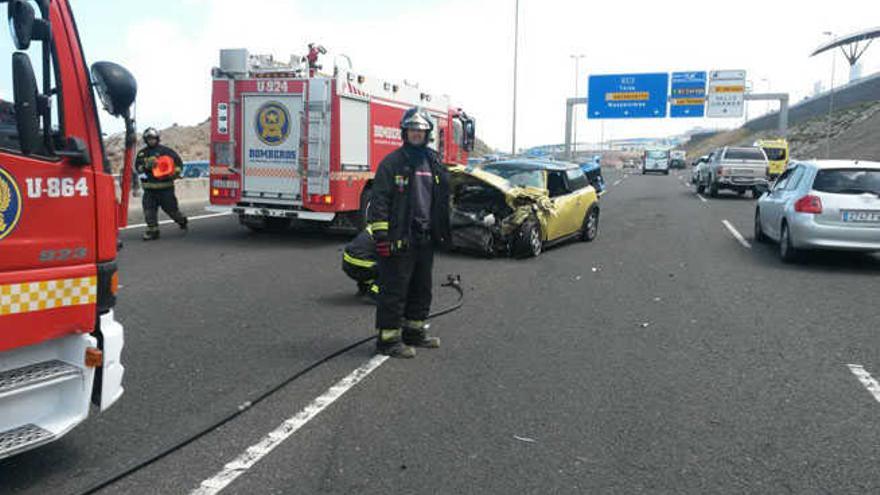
[25, 177, 89, 199]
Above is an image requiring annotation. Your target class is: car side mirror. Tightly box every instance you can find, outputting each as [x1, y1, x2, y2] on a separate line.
[755, 184, 769, 195]
[91, 61, 137, 118]
[12, 52, 41, 155]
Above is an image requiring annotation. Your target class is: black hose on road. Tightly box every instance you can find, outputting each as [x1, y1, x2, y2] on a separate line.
[76, 275, 464, 495]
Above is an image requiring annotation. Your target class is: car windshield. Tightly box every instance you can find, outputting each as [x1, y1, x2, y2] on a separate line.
[647, 151, 667, 159]
[725, 148, 765, 161]
[481, 164, 545, 189]
[762, 147, 787, 161]
[812, 168, 880, 195]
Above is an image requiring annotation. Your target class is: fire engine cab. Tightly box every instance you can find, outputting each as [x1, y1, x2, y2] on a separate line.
[207, 48, 476, 231]
[1, 0, 136, 458]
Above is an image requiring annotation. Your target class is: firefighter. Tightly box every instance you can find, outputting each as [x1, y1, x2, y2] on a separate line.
[135, 127, 188, 240]
[342, 228, 379, 301]
[367, 107, 451, 358]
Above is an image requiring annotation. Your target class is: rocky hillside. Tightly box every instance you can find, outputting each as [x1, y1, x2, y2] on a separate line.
[684, 100, 880, 162]
[105, 119, 495, 172]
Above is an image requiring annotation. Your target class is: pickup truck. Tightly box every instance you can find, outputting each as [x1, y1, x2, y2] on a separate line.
[696, 146, 769, 198]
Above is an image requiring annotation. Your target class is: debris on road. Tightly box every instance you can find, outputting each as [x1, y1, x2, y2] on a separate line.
[513, 435, 537, 443]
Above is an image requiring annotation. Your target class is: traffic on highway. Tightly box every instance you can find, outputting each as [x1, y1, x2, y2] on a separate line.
[1, 1, 879, 494]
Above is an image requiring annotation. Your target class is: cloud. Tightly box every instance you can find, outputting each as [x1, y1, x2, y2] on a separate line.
[115, 0, 880, 151]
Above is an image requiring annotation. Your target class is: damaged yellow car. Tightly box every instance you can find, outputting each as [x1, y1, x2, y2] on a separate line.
[449, 159, 600, 257]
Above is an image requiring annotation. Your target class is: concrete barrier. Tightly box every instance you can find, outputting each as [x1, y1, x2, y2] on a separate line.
[128, 178, 209, 211]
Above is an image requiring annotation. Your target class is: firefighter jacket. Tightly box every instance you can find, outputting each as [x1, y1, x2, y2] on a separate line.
[135, 144, 183, 190]
[366, 145, 451, 248]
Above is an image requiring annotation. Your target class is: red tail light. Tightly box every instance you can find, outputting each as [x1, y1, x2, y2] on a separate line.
[794, 195, 822, 214]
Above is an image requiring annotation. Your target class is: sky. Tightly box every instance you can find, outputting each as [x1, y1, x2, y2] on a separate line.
[63, 0, 880, 151]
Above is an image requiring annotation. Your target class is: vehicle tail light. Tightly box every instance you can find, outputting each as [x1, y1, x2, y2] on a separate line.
[717, 167, 725, 176]
[794, 195, 823, 214]
[85, 347, 103, 368]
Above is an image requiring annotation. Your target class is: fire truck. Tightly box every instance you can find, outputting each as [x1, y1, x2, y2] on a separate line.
[207, 48, 476, 230]
[0, 0, 137, 458]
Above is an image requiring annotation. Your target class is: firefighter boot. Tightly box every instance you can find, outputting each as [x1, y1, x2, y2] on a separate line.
[402, 320, 440, 349]
[178, 216, 188, 230]
[376, 329, 416, 359]
[142, 227, 160, 241]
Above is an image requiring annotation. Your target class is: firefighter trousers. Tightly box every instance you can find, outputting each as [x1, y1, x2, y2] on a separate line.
[375, 241, 434, 334]
[142, 188, 187, 231]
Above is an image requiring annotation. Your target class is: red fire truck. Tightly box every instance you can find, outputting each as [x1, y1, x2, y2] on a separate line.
[207, 48, 476, 230]
[0, 0, 137, 458]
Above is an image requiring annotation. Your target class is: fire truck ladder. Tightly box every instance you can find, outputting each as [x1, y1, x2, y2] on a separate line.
[307, 79, 331, 196]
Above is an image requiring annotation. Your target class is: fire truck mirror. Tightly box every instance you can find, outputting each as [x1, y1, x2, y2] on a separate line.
[12, 52, 41, 155]
[464, 119, 476, 152]
[7, 0, 35, 50]
[91, 61, 137, 118]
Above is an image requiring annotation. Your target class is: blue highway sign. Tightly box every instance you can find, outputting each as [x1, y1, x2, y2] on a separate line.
[587, 73, 668, 119]
[670, 71, 707, 118]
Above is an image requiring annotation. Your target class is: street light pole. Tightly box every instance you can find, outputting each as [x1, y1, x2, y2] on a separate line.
[511, 0, 520, 156]
[824, 31, 836, 159]
[570, 54, 584, 155]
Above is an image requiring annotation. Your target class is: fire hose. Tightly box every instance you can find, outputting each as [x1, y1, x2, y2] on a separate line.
[77, 275, 464, 495]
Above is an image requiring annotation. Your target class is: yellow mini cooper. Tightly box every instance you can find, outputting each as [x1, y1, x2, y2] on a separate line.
[450, 159, 600, 258]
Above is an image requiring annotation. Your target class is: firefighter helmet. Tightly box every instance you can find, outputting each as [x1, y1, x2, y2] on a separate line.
[143, 127, 160, 144]
[400, 107, 433, 132]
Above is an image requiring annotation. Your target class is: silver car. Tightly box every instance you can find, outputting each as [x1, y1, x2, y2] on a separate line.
[754, 160, 880, 262]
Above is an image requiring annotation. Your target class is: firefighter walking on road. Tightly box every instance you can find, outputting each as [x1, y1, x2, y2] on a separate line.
[136, 127, 188, 241]
[368, 107, 451, 358]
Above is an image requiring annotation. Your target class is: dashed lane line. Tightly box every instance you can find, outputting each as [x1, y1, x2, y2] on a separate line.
[191, 354, 389, 495]
[722, 219, 752, 249]
[122, 212, 232, 231]
[847, 364, 880, 404]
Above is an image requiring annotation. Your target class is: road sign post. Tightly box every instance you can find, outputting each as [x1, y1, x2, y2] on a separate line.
[587, 73, 668, 119]
[670, 71, 707, 118]
[706, 70, 746, 118]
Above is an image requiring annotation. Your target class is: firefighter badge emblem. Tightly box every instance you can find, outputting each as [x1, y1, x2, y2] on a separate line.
[255, 102, 290, 146]
[0, 167, 22, 241]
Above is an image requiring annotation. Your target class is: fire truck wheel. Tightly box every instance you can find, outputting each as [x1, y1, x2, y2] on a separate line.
[358, 186, 372, 230]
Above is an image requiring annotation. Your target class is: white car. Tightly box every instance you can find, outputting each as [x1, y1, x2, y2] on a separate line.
[754, 160, 880, 262]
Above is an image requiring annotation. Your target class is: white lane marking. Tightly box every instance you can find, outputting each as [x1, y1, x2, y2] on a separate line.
[612, 180, 622, 187]
[847, 364, 880, 404]
[696, 194, 707, 203]
[122, 212, 231, 230]
[722, 219, 752, 249]
[191, 354, 389, 495]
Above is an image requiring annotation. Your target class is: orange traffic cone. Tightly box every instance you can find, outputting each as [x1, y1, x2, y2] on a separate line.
[152, 155, 175, 180]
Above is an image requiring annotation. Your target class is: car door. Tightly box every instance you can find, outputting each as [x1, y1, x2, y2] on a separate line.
[545, 170, 581, 240]
[762, 166, 798, 239]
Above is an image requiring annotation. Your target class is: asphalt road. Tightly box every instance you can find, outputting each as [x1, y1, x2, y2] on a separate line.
[3, 167, 880, 494]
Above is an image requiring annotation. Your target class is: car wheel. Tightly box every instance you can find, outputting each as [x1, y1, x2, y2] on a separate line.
[737, 189, 746, 196]
[696, 183, 705, 194]
[663, 170, 669, 175]
[708, 180, 719, 198]
[514, 219, 542, 258]
[754, 210, 768, 243]
[581, 207, 599, 242]
[779, 222, 800, 263]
